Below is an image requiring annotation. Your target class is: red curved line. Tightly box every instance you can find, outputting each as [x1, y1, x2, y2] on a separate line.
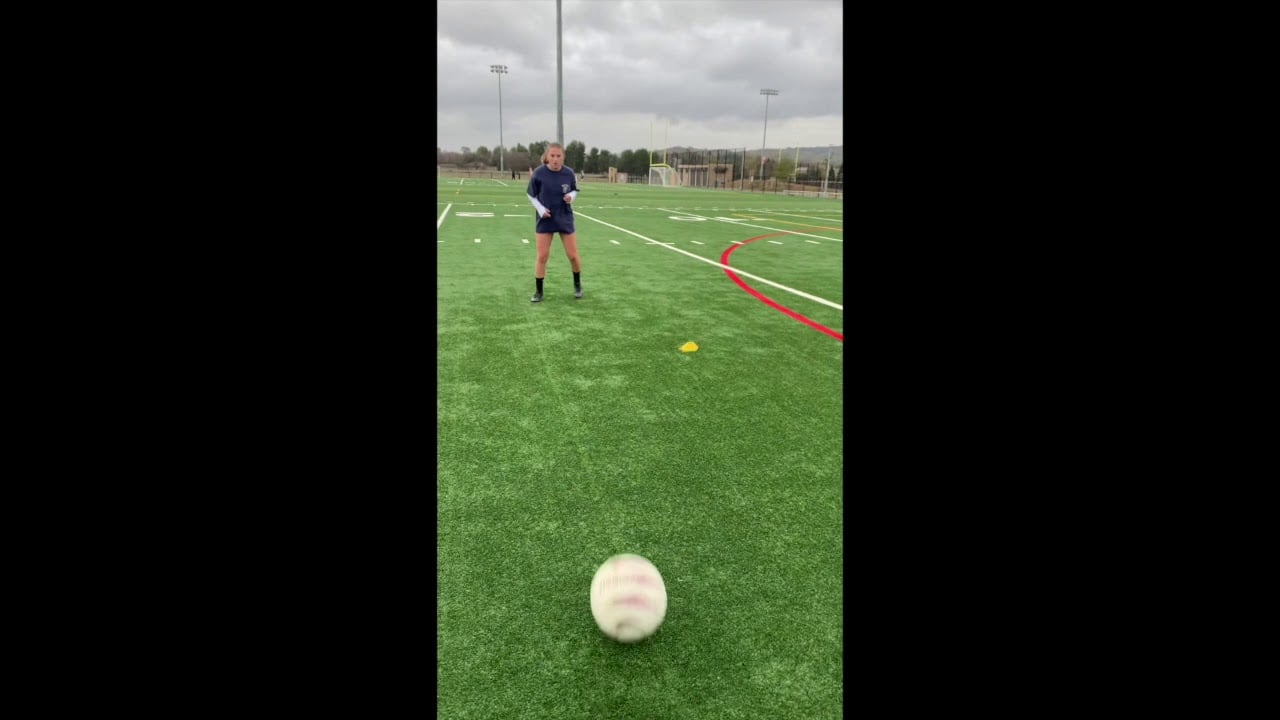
[720, 234, 844, 342]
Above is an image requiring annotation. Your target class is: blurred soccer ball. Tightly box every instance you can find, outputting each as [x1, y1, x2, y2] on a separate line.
[590, 554, 667, 643]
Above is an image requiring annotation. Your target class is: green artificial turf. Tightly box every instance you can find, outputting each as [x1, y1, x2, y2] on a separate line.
[437, 176, 843, 719]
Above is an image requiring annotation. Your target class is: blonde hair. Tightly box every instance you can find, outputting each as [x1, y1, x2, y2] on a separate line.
[541, 142, 565, 165]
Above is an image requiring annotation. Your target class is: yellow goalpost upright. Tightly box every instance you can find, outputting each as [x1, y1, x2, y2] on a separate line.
[648, 117, 679, 186]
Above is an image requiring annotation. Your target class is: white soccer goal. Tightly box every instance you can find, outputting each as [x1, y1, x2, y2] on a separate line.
[648, 164, 679, 187]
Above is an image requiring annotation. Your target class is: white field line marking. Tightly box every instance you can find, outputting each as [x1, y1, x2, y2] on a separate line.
[609, 240, 620, 245]
[806, 240, 821, 244]
[575, 211, 842, 311]
[768, 240, 784, 245]
[474, 238, 481, 243]
[437, 240, 444, 243]
[522, 238, 529, 244]
[657, 208, 841, 242]
[437, 203, 452, 229]
[757, 210, 846, 222]
[494, 180, 509, 187]
[690, 240, 704, 245]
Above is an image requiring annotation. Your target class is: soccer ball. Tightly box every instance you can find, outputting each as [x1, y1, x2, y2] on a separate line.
[590, 554, 667, 643]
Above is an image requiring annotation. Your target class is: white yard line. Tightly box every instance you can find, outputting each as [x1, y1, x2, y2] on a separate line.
[657, 208, 841, 242]
[575, 211, 842, 311]
[756, 210, 846, 223]
[437, 203, 452, 229]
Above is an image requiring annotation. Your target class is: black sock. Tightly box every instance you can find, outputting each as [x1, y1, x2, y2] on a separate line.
[536, 277, 544, 293]
[573, 271, 581, 287]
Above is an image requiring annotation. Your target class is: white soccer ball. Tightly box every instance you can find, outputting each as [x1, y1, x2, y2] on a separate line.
[590, 553, 668, 643]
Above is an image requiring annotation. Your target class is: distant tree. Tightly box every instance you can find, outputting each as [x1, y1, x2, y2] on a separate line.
[529, 141, 549, 164]
[632, 148, 649, 173]
[585, 147, 601, 174]
[824, 157, 844, 181]
[476, 146, 491, 161]
[565, 140, 586, 171]
[624, 149, 649, 176]
[774, 157, 796, 182]
[460, 147, 471, 155]
[507, 151, 532, 172]
[515, 143, 528, 154]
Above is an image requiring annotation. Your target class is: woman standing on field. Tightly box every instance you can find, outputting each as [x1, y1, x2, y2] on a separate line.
[526, 143, 582, 303]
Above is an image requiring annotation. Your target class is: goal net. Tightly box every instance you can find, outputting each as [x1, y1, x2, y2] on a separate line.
[648, 164, 679, 187]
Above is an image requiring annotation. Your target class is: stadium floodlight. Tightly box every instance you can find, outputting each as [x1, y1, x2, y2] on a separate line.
[759, 89, 779, 180]
[490, 64, 508, 172]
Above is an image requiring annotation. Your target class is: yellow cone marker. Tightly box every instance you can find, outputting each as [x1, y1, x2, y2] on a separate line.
[680, 342, 699, 353]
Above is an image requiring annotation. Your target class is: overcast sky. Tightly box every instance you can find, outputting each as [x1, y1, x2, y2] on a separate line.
[437, 0, 843, 155]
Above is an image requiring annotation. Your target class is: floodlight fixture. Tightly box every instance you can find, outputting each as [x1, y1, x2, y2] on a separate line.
[490, 64, 509, 171]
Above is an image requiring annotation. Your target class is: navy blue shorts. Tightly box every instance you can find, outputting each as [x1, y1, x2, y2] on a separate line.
[536, 214, 575, 235]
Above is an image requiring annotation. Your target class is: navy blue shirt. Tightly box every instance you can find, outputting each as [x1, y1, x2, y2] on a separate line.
[527, 165, 579, 220]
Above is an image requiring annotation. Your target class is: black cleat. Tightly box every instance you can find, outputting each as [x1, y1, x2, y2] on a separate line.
[574, 285, 583, 299]
[530, 292, 543, 303]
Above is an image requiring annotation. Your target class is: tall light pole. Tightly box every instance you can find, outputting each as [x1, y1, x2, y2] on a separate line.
[822, 145, 833, 197]
[556, 0, 564, 144]
[490, 64, 508, 172]
[759, 88, 779, 182]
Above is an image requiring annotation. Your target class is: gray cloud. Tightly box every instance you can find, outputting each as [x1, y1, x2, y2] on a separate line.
[437, 0, 842, 154]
